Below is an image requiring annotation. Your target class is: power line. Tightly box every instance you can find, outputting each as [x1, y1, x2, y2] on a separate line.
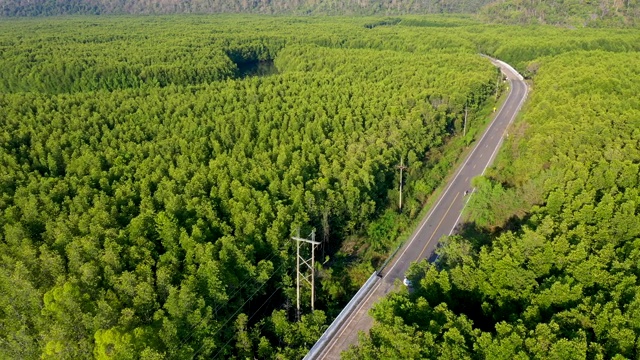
[211, 284, 285, 360]
[190, 262, 287, 359]
[248, 284, 284, 323]
[215, 250, 280, 314]
[176, 249, 282, 353]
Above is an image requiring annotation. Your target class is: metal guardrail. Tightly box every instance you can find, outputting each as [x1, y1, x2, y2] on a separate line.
[492, 59, 524, 81]
[377, 242, 403, 275]
[303, 270, 380, 360]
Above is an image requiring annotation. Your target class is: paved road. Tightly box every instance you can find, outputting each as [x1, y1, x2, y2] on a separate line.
[311, 58, 528, 360]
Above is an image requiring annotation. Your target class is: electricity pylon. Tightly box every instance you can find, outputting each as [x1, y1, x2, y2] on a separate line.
[292, 228, 320, 320]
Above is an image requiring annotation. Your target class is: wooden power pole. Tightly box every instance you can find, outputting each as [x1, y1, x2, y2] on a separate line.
[396, 156, 407, 211]
[463, 105, 468, 137]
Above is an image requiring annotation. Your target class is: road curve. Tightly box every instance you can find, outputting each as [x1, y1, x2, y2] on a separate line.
[308, 58, 528, 360]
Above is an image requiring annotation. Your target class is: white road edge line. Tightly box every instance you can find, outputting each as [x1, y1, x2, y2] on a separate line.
[382, 62, 519, 281]
[315, 59, 528, 360]
[482, 84, 528, 176]
[448, 189, 476, 236]
[450, 84, 528, 236]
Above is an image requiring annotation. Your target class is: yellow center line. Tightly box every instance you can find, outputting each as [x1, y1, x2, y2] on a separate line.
[416, 192, 460, 260]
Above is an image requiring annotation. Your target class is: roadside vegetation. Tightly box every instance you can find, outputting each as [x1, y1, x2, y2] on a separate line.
[345, 23, 640, 360]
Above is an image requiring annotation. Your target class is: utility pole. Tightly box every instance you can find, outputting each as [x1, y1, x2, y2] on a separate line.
[396, 156, 407, 211]
[292, 228, 320, 320]
[495, 71, 501, 101]
[463, 105, 468, 137]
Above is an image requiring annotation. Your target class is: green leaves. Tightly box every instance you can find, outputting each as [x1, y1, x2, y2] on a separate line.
[0, 15, 557, 359]
[349, 27, 640, 360]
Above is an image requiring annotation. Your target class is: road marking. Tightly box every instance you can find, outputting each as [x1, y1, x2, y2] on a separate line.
[449, 188, 476, 236]
[315, 68, 526, 360]
[320, 279, 384, 358]
[377, 73, 519, 284]
[416, 192, 460, 260]
[482, 83, 528, 176]
[479, 153, 483, 158]
[473, 164, 477, 169]
[465, 177, 469, 182]
[327, 279, 382, 356]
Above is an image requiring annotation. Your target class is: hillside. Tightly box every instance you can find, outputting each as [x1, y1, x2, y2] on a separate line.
[2, 0, 636, 27]
[479, 0, 639, 27]
[0, 0, 494, 16]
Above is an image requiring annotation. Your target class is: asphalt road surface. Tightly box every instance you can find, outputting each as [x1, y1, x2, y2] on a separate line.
[312, 58, 528, 360]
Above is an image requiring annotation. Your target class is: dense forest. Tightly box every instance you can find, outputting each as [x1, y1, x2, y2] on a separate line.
[345, 22, 640, 360]
[2, 14, 639, 360]
[0, 16, 503, 359]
